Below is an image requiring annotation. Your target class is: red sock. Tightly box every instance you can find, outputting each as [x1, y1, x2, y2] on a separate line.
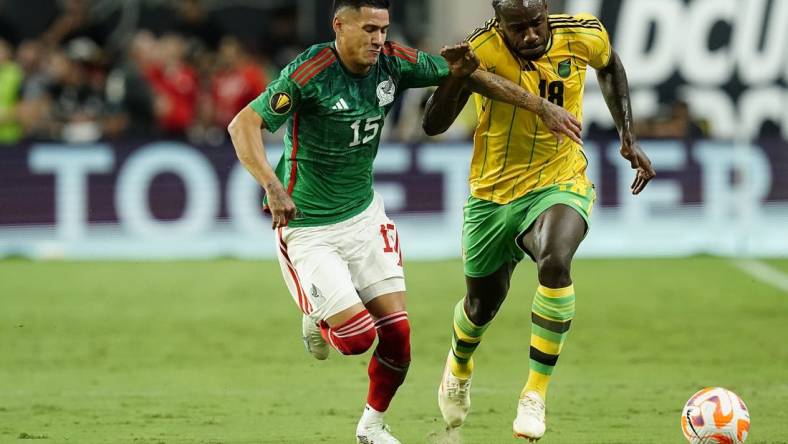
[322, 310, 376, 355]
[367, 311, 410, 412]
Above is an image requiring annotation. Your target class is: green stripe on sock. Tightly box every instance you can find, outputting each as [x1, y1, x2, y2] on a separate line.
[531, 323, 565, 344]
[529, 359, 556, 376]
[450, 299, 490, 376]
[528, 287, 576, 380]
[535, 293, 576, 306]
[452, 334, 478, 356]
[454, 300, 489, 337]
[533, 299, 574, 321]
[533, 293, 575, 321]
[452, 350, 471, 364]
[534, 291, 575, 309]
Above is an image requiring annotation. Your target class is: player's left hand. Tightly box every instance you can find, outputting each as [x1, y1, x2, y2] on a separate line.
[620, 137, 656, 195]
[441, 42, 480, 78]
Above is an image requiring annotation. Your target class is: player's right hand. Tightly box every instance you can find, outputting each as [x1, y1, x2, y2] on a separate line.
[538, 99, 583, 146]
[440, 42, 480, 78]
[266, 182, 299, 229]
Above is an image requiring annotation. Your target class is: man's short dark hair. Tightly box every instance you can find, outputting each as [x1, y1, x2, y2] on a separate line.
[492, 0, 547, 14]
[333, 0, 390, 14]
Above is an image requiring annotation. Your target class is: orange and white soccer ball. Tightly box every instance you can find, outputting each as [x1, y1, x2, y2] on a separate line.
[681, 387, 750, 443]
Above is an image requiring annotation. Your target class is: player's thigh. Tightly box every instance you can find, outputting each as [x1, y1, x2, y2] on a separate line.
[517, 184, 596, 261]
[276, 227, 363, 325]
[529, 205, 586, 260]
[462, 196, 524, 279]
[345, 194, 406, 308]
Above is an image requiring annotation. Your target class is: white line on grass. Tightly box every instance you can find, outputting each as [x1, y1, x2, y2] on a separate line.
[733, 259, 788, 293]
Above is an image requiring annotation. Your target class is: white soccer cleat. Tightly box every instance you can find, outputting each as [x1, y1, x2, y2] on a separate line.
[356, 423, 401, 444]
[301, 315, 329, 360]
[438, 351, 472, 428]
[513, 391, 546, 441]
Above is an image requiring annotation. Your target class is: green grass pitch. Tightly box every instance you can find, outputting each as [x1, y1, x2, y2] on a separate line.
[1, 258, 787, 443]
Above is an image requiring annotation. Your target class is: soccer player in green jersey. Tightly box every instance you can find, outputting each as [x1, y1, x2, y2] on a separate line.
[423, 0, 656, 440]
[228, 0, 583, 442]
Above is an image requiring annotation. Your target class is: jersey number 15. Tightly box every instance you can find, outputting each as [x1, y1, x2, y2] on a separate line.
[350, 116, 383, 147]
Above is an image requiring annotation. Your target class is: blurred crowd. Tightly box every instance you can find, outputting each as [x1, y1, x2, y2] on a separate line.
[0, 0, 305, 146]
[0, 0, 707, 148]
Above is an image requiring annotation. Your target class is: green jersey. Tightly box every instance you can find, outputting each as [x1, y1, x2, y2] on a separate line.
[251, 41, 449, 227]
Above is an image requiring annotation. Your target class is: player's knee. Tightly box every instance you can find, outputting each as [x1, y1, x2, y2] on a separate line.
[331, 326, 376, 355]
[464, 296, 491, 325]
[465, 292, 505, 325]
[537, 252, 572, 287]
[329, 311, 377, 356]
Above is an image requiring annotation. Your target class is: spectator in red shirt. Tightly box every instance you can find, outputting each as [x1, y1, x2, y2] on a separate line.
[144, 33, 198, 137]
[209, 37, 267, 128]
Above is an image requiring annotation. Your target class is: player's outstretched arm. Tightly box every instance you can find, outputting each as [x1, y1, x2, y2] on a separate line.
[597, 50, 656, 195]
[422, 43, 582, 144]
[465, 71, 583, 145]
[228, 106, 297, 229]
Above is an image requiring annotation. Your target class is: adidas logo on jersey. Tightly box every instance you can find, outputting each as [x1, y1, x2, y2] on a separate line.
[332, 98, 350, 110]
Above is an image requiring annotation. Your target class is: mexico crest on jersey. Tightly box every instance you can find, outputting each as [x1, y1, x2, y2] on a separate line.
[310, 284, 324, 304]
[377, 78, 395, 107]
[557, 59, 572, 78]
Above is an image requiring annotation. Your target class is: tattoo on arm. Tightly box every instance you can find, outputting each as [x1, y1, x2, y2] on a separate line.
[467, 70, 544, 114]
[422, 70, 551, 137]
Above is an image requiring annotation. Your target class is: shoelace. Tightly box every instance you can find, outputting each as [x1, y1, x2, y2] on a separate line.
[520, 396, 545, 418]
[446, 379, 469, 402]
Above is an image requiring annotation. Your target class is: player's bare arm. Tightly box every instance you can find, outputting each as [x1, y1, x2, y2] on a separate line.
[467, 70, 583, 145]
[423, 43, 582, 144]
[597, 50, 656, 195]
[227, 105, 297, 229]
[420, 43, 477, 136]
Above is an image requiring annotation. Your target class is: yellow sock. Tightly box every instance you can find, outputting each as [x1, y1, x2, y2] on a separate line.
[450, 356, 474, 380]
[523, 369, 550, 399]
[525, 284, 576, 400]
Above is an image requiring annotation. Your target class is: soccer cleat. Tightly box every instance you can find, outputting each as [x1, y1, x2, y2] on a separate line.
[513, 391, 546, 441]
[301, 315, 329, 360]
[356, 423, 401, 444]
[438, 351, 472, 428]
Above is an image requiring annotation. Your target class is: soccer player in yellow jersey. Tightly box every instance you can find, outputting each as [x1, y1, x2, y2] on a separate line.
[423, 0, 656, 440]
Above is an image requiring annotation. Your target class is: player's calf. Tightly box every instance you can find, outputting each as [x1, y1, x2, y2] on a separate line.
[356, 311, 410, 444]
[367, 311, 410, 411]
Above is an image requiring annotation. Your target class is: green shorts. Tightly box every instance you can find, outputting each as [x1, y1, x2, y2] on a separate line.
[462, 183, 596, 278]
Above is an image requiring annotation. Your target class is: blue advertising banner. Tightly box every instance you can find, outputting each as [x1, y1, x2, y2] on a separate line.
[1, 139, 787, 259]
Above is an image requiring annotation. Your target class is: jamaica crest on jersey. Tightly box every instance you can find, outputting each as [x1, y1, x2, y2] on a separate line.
[377, 77, 396, 107]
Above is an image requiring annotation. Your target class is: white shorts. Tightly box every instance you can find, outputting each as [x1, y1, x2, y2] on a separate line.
[275, 193, 406, 322]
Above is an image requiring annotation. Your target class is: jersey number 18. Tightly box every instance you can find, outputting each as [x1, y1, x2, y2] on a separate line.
[539, 80, 564, 107]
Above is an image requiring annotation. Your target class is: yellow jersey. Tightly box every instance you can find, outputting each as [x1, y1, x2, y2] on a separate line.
[467, 13, 612, 204]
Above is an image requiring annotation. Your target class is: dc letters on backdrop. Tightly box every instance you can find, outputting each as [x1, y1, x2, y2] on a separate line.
[571, 0, 788, 139]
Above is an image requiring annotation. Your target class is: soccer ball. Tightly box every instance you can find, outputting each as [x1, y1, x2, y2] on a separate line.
[681, 387, 750, 443]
